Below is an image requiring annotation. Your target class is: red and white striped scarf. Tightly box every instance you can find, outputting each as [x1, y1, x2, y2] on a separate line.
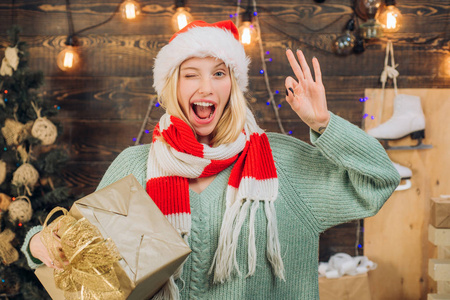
[146, 110, 285, 294]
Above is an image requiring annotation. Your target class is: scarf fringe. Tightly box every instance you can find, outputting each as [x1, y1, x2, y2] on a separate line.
[152, 276, 179, 300]
[246, 200, 259, 277]
[265, 201, 285, 281]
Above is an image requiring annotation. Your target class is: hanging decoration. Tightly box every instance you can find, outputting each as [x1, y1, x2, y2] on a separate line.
[358, 0, 383, 39]
[377, 0, 402, 33]
[120, 0, 141, 20]
[0, 229, 19, 266]
[7, 196, 33, 223]
[172, 0, 193, 32]
[57, 36, 80, 72]
[334, 19, 356, 55]
[30, 102, 58, 145]
[0, 47, 19, 77]
[0, 160, 6, 185]
[1, 118, 28, 146]
[238, 1, 258, 46]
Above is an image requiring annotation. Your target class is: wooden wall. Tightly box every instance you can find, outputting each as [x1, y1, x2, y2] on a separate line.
[0, 0, 448, 266]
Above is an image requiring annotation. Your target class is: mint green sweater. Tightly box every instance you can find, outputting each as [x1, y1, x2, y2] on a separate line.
[22, 113, 400, 299]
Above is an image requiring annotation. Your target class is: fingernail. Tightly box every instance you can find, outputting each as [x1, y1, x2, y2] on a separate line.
[313, 56, 316, 59]
[288, 87, 295, 95]
[286, 89, 289, 96]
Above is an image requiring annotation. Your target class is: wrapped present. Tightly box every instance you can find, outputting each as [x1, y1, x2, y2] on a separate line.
[35, 174, 191, 300]
[319, 273, 372, 300]
[430, 197, 450, 229]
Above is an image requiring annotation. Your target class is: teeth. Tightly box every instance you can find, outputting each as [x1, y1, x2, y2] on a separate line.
[193, 102, 214, 107]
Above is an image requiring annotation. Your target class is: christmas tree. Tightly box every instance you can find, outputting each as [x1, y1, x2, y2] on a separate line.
[0, 27, 74, 299]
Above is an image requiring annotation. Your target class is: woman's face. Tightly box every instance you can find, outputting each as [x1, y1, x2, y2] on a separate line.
[177, 57, 232, 144]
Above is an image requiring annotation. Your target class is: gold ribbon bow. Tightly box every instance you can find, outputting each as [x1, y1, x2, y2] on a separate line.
[41, 207, 124, 300]
[0, 229, 19, 265]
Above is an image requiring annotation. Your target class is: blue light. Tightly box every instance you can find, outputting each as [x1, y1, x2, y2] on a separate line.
[259, 70, 264, 74]
[358, 244, 362, 248]
[132, 138, 137, 142]
[145, 130, 150, 134]
[266, 102, 270, 105]
[275, 90, 279, 94]
[253, 11, 258, 16]
[229, 14, 233, 18]
[57, 106, 60, 110]
[266, 51, 270, 55]
[288, 131, 293, 135]
[363, 113, 368, 119]
[371, 115, 375, 120]
[1, 279, 4, 282]
[268, 58, 272, 62]
[4, 98, 7, 102]
[3, 147, 6, 151]
[278, 104, 281, 108]
[155, 102, 160, 107]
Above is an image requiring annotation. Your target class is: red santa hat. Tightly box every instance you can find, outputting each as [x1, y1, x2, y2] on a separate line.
[153, 20, 250, 95]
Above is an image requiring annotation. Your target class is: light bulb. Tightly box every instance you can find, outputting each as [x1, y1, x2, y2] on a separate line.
[57, 45, 80, 71]
[363, 0, 381, 18]
[238, 21, 257, 46]
[172, 7, 193, 31]
[377, 3, 402, 32]
[121, 0, 141, 20]
[334, 31, 356, 55]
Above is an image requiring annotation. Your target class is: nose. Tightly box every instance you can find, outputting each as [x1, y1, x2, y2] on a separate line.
[198, 77, 213, 95]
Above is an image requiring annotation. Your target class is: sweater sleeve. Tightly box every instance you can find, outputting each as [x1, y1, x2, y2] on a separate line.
[20, 225, 44, 269]
[268, 112, 400, 233]
[96, 144, 150, 191]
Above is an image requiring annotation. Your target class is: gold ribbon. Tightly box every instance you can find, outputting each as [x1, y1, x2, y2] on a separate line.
[41, 207, 124, 300]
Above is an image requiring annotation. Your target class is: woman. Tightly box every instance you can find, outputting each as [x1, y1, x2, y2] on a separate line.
[23, 20, 400, 299]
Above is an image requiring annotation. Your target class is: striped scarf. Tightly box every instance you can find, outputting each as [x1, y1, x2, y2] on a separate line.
[146, 110, 284, 298]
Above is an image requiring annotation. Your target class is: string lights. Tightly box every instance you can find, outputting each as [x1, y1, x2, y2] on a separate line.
[172, 0, 193, 32]
[238, 1, 258, 46]
[57, 0, 140, 72]
[377, 0, 402, 33]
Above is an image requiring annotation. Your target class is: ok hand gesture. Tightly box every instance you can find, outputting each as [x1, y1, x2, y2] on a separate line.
[285, 49, 330, 134]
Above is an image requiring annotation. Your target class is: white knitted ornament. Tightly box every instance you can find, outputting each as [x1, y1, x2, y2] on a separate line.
[30, 102, 57, 145]
[0, 47, 19, 76]
[12, 163, 39, 195]
[31, 117, 57, 145]
[8, 196, 32, 223]
[1, 118, 27, 145]
[0, 160, 6, 185]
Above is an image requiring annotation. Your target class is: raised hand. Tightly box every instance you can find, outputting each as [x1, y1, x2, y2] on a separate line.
[285, 49, 330, 134]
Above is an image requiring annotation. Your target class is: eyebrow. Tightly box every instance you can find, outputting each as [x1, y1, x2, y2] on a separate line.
[180, 62, 226, 71]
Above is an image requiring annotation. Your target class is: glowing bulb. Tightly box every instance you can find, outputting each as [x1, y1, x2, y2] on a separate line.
[377, 4, 402, 33]
[57, 46, 80, 72]
[120, 0, 141, 20]
[172, 7, 193, 31]
[238, 21, 257, 46]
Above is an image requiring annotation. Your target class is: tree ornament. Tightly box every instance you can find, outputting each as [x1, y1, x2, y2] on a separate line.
[0, 47, 19, 76]
[1, 118, 28, 146]
[12, 163, 39, 195]
[31, 102, 57, 145]
[0, 193, 12, 211]
[7, 195, 32, 223]
[0, 160, 6, 185]
[0, 229, 19, 265]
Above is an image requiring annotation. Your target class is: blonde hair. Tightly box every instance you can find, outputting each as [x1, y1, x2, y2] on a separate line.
[158, 66, 248, 147]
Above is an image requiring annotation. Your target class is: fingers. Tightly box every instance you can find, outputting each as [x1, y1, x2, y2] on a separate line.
[296, 50, 313, 81]
[286, 49, 305, 82]
[285, 77, 301, 111]
[312, 57, 322, 84]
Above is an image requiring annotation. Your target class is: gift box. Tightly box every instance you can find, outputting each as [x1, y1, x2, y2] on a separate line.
[430, 197, 450, 229]
[319, 273, 372, 300]
[35, 174, 191, 300]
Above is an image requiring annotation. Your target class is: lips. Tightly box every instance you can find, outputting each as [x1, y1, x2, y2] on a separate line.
[191, 101, 217, 124]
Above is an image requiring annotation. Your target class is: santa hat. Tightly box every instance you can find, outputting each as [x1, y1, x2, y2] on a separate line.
[153, 20, 250, 96]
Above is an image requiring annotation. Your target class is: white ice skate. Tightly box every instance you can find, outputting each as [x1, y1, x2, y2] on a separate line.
[367, 94, 432, 150]
[392, 162, 412, 191]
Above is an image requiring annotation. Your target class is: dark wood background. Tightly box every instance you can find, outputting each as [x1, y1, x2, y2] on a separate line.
[0, 0, 448, 262]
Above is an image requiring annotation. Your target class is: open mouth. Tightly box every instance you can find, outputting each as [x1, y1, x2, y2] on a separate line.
[192, 102, 216, 120]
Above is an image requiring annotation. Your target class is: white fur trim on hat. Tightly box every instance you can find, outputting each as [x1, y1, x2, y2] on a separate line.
[153, 26, 250, 95]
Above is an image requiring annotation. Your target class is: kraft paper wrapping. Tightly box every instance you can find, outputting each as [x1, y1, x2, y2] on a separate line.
[35, 174, 191, 300]
[319, 273, 372, 300]
[430, 197, 450, 229]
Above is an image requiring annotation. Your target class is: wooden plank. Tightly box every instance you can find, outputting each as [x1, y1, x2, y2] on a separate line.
[429, 259, 450, 281]
[429, 225, 450, 246]
[1, 34, 448, 77]
[364, 89, 450, 300]
[0, 0, 447, 35]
